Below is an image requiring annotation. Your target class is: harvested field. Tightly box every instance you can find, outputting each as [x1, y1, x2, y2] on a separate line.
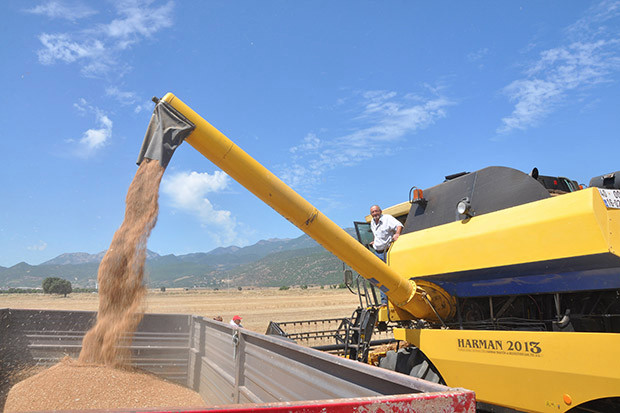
[0, 288, 360, 333]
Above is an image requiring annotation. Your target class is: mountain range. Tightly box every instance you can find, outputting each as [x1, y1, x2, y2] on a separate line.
[0, 230, 357, 289]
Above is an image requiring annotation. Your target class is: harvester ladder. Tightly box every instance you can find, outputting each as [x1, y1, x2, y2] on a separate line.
[333, 268, 383, 362]
[336, 306, 379, 362]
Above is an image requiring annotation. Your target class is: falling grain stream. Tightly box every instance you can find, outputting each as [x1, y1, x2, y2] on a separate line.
[5, 159, 206, 412]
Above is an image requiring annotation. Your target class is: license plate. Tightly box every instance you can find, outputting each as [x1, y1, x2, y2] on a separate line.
[598, 188, 620, 209]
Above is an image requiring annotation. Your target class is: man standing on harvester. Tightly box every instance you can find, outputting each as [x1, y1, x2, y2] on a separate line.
[369, 205, 403, 306]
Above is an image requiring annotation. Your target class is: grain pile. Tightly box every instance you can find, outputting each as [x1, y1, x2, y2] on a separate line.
[6, 158, 206, 411]
[4, 358, 204, 412]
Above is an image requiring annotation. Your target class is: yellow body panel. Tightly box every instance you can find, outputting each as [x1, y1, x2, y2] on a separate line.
[395, 328, 620, 412]
[389, 187, 619, 278]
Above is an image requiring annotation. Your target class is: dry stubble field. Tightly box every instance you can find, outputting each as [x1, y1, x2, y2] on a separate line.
[0, 288, 361, 334]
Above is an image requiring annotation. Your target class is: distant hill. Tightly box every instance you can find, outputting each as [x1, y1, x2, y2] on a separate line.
[41, 250, 161, 265]
[0, 229, 357, 289]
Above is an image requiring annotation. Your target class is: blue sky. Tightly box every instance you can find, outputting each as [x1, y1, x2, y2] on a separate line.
[1, 1, 619, 267]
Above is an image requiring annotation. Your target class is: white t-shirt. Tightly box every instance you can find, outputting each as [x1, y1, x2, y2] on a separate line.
[370, 214, 403, 251]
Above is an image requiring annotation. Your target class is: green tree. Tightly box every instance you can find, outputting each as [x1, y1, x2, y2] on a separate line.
[42, 277, 62, 293]
[43, 277, 72, 297]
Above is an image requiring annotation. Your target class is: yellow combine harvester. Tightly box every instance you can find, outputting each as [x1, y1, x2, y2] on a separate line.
[363, 170, 620, 412]
[141, 93, 620, 412]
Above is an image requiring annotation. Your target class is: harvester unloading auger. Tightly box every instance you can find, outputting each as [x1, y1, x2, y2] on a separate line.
[139, 93, 620, 413]
[138, 94, 455, 322]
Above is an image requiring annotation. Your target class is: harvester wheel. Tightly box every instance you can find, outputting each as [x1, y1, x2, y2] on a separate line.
[378, 346, 444, 384]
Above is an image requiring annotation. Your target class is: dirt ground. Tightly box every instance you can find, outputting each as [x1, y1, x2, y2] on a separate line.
[0, 288, 361, 333]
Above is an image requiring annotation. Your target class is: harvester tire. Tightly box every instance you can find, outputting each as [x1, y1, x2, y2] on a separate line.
[378, 346, 444, 384]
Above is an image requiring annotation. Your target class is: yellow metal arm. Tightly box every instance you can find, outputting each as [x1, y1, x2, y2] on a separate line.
[160, 93, 454, 321]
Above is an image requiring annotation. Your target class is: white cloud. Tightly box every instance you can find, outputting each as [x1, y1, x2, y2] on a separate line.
[278, 163, 323, 189]
[499, 79, 561, 132]
[566, 0, 620, 41]
[161, 171, 241, 245]
[290, 133, 321, 154]
[33, 1, 174, 76]
[72, 99, 113, 157]
[134, 100, 155, 114]
[78, 112, 112, 155]
[498, 40, 620, 133]
[106, 86, 138, 105]
[467, 48, 489, 63]
[27, 241, 48, 251]
[105, 1, 174, 48]
[37, 33, 105, 65]
[25, 1, 97, 21]
[498, 2, 620, 133]
[73, 97, 88, 113]
[280, 90, 453, 189]
[80, 127, 107, 149]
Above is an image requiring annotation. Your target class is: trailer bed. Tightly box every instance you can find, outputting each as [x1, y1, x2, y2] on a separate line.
[0, 308, 475, 412]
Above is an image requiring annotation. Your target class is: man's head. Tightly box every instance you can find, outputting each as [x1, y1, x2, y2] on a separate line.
[232, 315, 242, 325]
[370, 205, 382, 222]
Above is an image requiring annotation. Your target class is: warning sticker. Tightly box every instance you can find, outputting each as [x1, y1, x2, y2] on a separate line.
[598, 189, 620, 209]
